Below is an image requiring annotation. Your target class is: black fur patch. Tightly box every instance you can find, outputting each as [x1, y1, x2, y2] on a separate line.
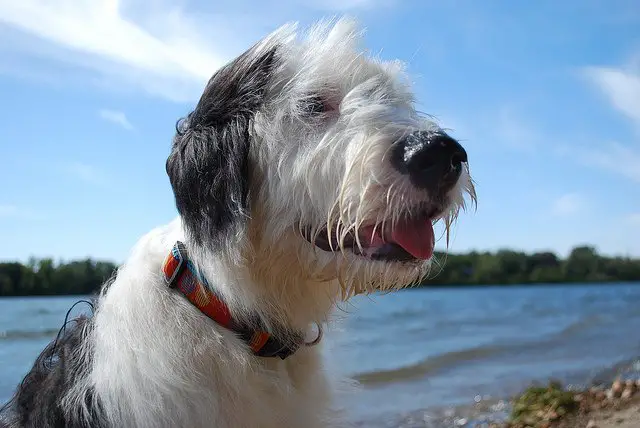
[0, 304, 104, 428]
[166, 45, 279, 249]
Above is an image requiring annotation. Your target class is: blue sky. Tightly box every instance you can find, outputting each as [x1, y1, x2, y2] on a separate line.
[1, 0, 639, 263]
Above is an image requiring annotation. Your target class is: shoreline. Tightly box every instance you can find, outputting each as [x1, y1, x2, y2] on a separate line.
[495, 379, 640, 428]
[382, 375, 640, 428]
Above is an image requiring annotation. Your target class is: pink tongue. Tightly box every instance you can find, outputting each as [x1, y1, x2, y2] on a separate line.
[391, 218, 435, 260]
[361, 219, 435, 260]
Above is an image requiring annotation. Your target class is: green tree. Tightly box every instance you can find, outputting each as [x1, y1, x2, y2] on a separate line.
[563, 246, 599, 282]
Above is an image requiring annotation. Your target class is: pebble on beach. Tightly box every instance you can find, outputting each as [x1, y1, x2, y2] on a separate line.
[610, 380, 624, 398]
[621, 388, 634, 400]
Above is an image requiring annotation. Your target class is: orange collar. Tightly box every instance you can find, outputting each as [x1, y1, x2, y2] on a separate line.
[162, 241, 304, 359]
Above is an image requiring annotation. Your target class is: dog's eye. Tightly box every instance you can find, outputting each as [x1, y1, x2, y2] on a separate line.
[300, 96, 328, 115]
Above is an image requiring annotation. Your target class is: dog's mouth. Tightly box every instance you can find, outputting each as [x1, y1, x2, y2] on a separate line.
[304, 207, 441, 263]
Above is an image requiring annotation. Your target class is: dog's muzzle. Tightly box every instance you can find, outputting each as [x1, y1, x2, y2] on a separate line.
[391, 130, 468, 194]
[304, 131, 468, 264]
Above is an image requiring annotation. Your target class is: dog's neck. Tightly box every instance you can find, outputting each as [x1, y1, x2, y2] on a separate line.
[187, 236, 341, 334]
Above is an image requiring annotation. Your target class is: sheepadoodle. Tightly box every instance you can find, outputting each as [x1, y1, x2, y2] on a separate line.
[0, 17, 475, 428]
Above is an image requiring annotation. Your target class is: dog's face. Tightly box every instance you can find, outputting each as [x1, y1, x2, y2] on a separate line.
[167, 19, 475, 298]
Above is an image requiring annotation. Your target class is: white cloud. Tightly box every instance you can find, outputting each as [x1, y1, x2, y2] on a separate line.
[99, 109, 133, 130]
[494, 106, 540, 152]
[62, 162, 108, 186]
[0, 1, 233, 102]
[628, 213, 640, 225]
[583, 63, 640, 125]
[573, 141, 640, 183]
[0, 0, 389, 102]
[0, 205, 20, 217]
[0, 204, 43, 220]
[309, 0, 392, 11]
[551, 193, 585, 217]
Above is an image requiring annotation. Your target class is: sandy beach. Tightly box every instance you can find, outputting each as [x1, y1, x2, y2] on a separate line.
[581, 403, 640, 428]
[556, 397, 640, 428]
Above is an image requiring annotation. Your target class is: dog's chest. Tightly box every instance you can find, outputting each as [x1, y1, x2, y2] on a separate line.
[190, 349, 333, 428]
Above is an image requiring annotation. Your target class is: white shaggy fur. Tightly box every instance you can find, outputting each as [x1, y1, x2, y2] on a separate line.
[1, 17, 475, 428]
[91, 219, 335, 428]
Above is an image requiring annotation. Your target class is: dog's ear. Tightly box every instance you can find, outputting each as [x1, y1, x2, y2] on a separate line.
[166, 45, 278, 251]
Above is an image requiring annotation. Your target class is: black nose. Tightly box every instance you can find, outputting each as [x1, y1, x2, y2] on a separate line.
[391, 131, 468, 192]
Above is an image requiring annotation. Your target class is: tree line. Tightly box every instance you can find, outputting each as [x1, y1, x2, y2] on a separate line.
[424, 246, 640, 285]
[0, 258, 117, 297]
[0, 245, 639, 296]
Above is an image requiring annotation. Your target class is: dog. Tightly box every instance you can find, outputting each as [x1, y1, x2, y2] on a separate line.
[0, 17, 475, 428]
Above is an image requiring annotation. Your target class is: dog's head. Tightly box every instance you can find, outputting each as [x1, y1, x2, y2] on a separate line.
[167, 18, 475, 298]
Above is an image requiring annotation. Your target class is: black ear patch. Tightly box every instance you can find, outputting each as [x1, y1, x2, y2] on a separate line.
[166, 45, 278, 250]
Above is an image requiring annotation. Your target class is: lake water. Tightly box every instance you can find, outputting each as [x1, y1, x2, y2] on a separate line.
[2, 283, 640, 427]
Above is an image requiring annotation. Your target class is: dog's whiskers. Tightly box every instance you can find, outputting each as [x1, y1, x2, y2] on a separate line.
[2, 16, 478, 428]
